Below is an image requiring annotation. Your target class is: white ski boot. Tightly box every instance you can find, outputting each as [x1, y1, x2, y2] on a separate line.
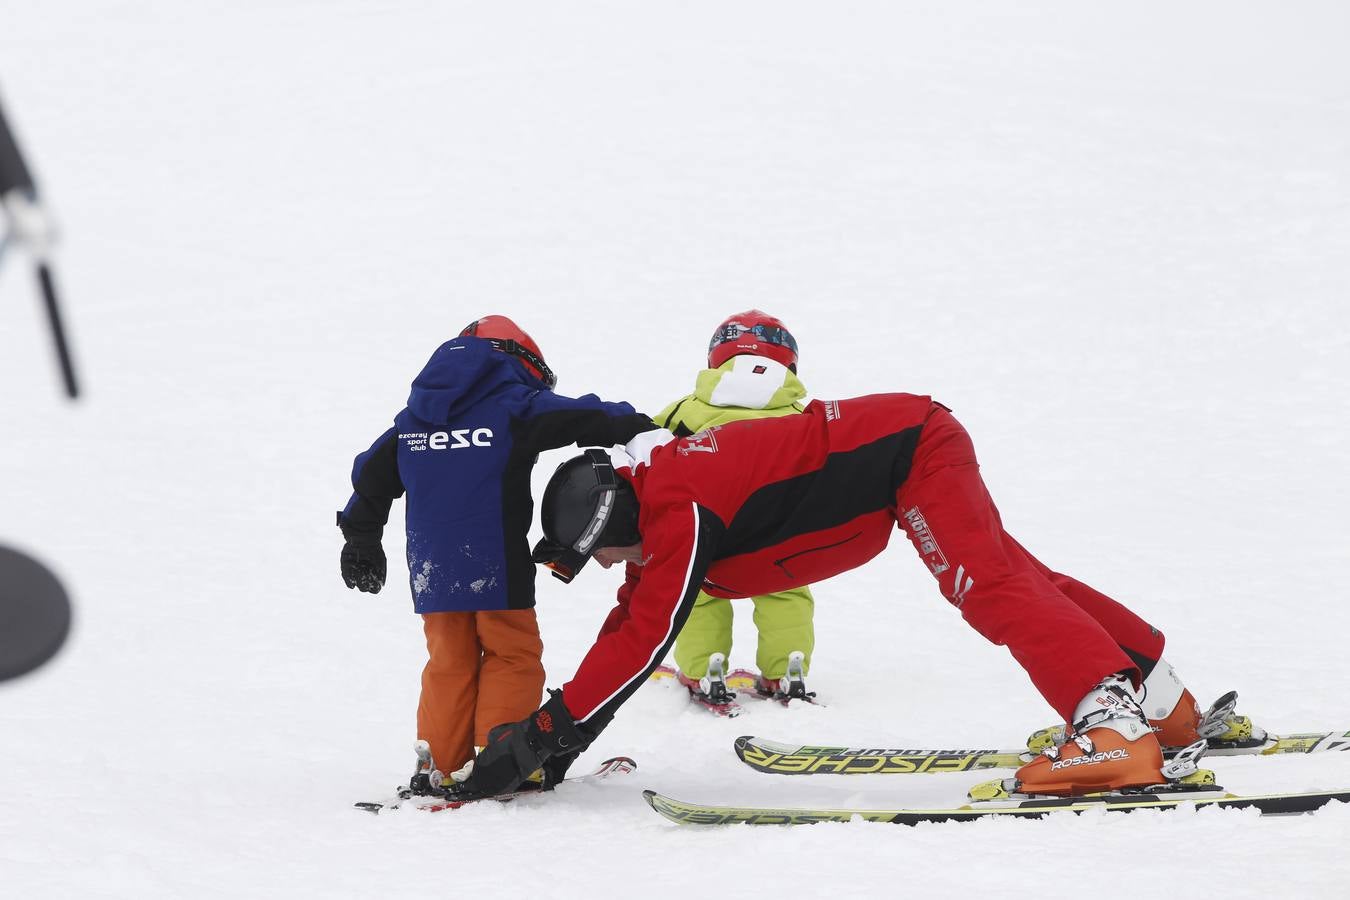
[697, 652, 735, 704]
[756, 650, 814, 701]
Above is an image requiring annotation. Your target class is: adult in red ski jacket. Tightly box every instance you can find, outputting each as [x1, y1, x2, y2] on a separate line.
[455, 394, 1218, 799]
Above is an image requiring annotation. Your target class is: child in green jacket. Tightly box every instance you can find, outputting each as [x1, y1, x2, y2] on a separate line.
[655, 310, 815, 700]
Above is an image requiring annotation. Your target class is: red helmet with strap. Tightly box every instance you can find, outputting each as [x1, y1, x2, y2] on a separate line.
[707, 309, 798, 371]
[460, 315, 556, 388]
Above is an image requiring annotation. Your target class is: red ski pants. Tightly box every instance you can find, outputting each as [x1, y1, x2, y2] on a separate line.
[417, 609, 546, 772]
[896, 408, 1164, 721]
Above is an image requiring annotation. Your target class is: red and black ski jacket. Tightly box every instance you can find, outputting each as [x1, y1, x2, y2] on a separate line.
[562, 392, 938, 725]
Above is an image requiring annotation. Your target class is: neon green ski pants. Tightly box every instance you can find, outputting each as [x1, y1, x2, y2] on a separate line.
[673, 586, 814, 679]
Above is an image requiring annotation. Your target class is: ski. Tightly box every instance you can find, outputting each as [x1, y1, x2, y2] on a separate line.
[734, 729, 1350, 776]
[643, 785, 1350, 826]
[649, 664, 819, 713]
[355, 756, 637, 814]
[735, 735, 1028, 775]
[649, 665, 744, 717]
[725, 668, 823, 708]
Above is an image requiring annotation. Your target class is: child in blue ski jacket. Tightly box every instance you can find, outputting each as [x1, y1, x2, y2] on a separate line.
[337, 315, 659, 783]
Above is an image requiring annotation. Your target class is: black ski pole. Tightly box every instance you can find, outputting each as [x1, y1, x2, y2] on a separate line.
[37, 261, 79, 398]
[1, 95, 81, 399]
[0, 96, 34, 191]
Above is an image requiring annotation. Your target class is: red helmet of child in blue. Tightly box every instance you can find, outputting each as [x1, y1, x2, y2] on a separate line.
[707, 310, 798, 371]
[460, 315, 556, 388]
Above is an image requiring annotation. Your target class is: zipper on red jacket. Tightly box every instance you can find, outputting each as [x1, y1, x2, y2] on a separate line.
[701, 576, 742, 596]
[773, 532, 862, 578]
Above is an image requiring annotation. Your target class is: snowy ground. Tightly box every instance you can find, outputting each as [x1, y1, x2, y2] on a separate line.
[3, 1, 1350, 897]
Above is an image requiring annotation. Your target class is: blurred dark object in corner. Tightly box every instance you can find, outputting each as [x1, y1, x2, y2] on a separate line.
[0, 546, 72, 681]
[1, 91, 80, 683]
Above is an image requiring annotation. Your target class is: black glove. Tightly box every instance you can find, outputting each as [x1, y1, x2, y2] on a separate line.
[338, 512, 386, 593]
[540, 750, 580, 789]
[339, 539, 386, 593]
[452, 690, 590, 798]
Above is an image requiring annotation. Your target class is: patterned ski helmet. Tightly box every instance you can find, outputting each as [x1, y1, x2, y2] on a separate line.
[460, 315, 556, 388]
[707, 309, 798, 371]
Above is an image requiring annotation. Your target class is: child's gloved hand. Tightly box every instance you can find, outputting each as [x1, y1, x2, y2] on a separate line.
[340, 541, 386, 593]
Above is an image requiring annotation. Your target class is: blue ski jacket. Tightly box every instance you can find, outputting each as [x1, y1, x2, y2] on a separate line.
[339, 336, 656, 613]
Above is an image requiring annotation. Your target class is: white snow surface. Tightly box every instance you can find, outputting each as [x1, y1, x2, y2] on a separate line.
[3, 2, 1350, 897]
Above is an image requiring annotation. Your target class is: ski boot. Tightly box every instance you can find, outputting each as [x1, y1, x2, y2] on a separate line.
[755, 650, 815, 702]
[1132, 663, 1266, 751]
[677, 652, 736, 703]
[1026, 661, 1268, 756]
[407, 740, 443, 796]
[675, 652, 743, 716]
[971, 674, 1217, 801]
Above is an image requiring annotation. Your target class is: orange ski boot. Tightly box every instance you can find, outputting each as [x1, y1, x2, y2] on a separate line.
[1139, 663, 1268, 751]
[1136, 661, 1204, 747]
[1014, 674, 1167, 797]
[1025, 658, 1268, 756]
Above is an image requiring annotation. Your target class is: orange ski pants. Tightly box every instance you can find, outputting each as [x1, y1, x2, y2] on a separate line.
[417, 609, 545, 773]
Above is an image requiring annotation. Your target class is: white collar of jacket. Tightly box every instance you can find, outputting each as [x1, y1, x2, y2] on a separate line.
[608, 427, 675, 477]
[698, 355, 798, 410]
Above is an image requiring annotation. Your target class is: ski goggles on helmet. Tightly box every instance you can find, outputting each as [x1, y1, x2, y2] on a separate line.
[482, 337, 557, 389]
[530, 449, 618, 583]
[708, 322, 798, 357]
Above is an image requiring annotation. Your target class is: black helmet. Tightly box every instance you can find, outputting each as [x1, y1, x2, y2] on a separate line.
[532, 449, 641, 583]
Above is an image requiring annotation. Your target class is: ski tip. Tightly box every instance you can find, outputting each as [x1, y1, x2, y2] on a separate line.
[642, 790, 675, 820]
[600, 756, 639, 773]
